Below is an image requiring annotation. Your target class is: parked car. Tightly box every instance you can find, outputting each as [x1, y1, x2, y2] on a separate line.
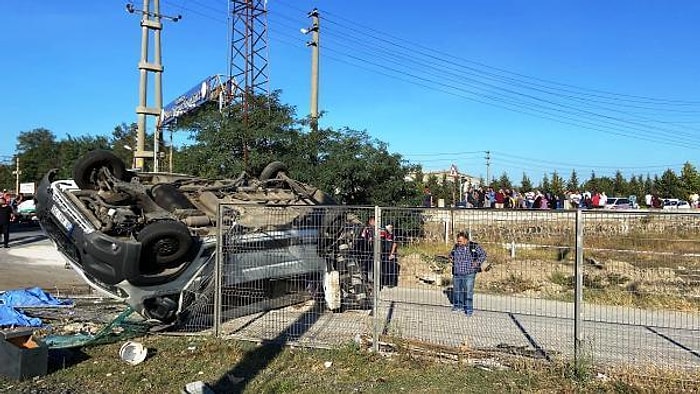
[662, 199, 691, 210]
[604, 197, 637, 210]
[15, 199, 38, 222]
[36, 150, 371, 324]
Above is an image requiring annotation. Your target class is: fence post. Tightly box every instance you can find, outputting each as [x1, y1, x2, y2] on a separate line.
[214, 202, 223, 337]
[448, 209, 454, 244]
[373, 206, 381, 352]
[574, 209, 584, 364]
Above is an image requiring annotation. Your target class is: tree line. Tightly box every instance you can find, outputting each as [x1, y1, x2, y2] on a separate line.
[2, 91, 698, 206]
[0, 92, 421, 206]
[421, 164, 700, 207]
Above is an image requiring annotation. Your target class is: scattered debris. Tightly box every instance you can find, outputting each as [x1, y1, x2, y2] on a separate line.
[119, 341, 148, 365]
[182, 380, 215, 394]
[586, 257, 605, 270]
[469, 358, 509, 371]
[227, 374, 245, 385]
[416, 274, 445, 286]
[353, 333, 362, 345]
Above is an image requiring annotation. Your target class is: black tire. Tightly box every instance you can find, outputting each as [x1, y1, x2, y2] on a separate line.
[137, 220, 193, 274]
[72, 150, 127, 190]
[259, 161, 287, 181]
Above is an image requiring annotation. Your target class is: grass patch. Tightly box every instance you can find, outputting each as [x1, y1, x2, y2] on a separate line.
[550, 270, 574, 289]
[1, 335, 695, 393]
[486, 273, 542, 294]
[585, 288, 700, 312]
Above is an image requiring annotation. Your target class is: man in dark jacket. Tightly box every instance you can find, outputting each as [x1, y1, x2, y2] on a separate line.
[449, 231, 487, 316]
[0, 197, 14, 248]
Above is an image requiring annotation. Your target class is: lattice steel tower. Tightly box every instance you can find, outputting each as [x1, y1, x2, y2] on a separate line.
[228, 0, 270, 168]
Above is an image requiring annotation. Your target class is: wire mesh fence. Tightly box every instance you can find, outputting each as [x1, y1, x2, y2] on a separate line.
[176, 204, 699, 377]
[580, 210, 700, 370]
[210, 204, 375, 347]
[377, 207, 577, 361]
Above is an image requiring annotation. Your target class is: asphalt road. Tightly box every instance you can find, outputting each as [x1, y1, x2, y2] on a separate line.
[0, 222, 87, 292]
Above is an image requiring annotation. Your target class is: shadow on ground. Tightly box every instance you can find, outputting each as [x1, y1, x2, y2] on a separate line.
[210, 303, 324, 393]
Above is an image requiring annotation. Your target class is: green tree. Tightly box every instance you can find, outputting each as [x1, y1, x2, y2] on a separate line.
[679, 162, 700, 199]
[612, 170, 628, 197]
[16, 128, 60, 184]
[496, 172, 512, 190]
[539, 174, 550, 193]
[313, 127, 419, 205]
[550, 171, 564, 195]
[520, 172, 533, 192]
[628, 175, 644, 200]
[585, 171, 597, 192]
[171, 92, 418, 206]
[644, 174, 654, 195]
[656, 169, 682, 198]
[173, 93, 303, 178]
[567, 169, 579, 191]
[0, 160, 13, 191]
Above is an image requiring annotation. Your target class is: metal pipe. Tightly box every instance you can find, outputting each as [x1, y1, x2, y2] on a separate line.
[214, 201, 223, 337]
[574, 209, 584, 364]
[372, 205, 381, 352]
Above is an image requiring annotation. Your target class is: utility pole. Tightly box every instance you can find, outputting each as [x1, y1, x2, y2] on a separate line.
[12, 157, 21, 194]
[305, 8, 320, 132]
[168, 130, 173, 173]
[485, 150, 491, 187]
[127, 1, 180, 171]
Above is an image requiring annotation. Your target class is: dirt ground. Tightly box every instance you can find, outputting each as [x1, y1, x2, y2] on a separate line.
[394, 248, 700, 311]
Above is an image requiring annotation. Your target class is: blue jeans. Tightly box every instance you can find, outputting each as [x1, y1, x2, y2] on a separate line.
[452, 274, 476, 314]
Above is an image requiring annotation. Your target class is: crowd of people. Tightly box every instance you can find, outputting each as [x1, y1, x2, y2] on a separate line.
[426, 186, 645, 210]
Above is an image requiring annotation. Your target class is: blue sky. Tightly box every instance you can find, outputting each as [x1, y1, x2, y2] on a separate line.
[2, 1, 699, 184]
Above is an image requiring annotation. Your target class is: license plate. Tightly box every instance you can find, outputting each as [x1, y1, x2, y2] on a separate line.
[51, 205, 73, 231]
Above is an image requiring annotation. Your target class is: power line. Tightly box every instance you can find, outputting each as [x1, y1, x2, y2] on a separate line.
[265, 12, 700, 148]
[490, 150, 684, 170]
[155, 3, 700, 167]
[314, 5, 700, 106]
[271, 32, 700, 150]
[301, 14, 700, 140]
[311, 43, 700, 149]
[401, 150, 483, 157]
[170, 4, 700, 144]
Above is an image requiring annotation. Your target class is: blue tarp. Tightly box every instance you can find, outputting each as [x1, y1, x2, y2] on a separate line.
[0, 287, 73, 327]
[0, 287, 73, 308]
[0, 305, 42, 327]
